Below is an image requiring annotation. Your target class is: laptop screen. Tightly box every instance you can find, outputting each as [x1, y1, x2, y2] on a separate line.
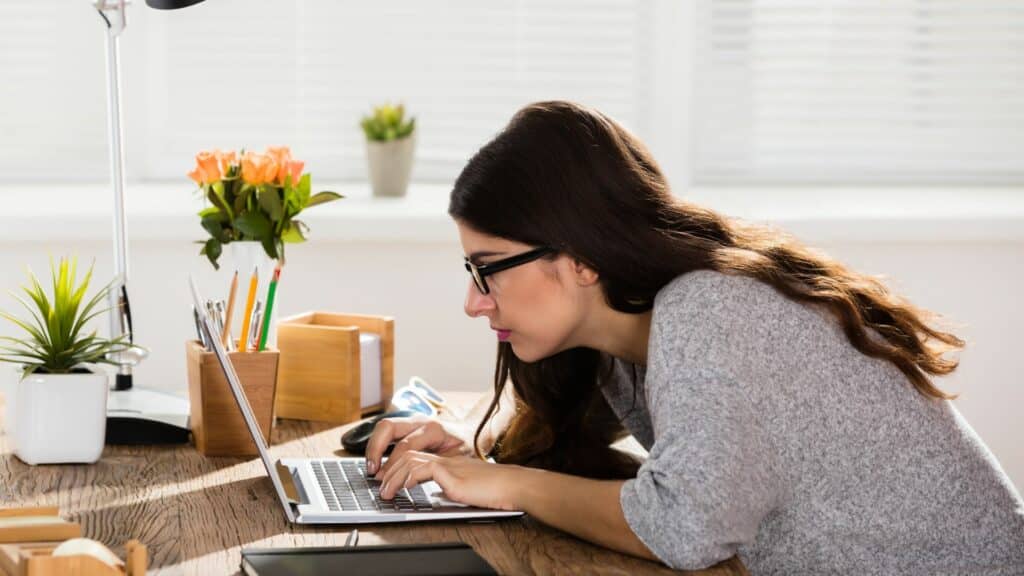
[189, 276, 297, 523]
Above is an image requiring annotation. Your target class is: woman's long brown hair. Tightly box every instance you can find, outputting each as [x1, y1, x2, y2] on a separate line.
[449, 101, 964, 479]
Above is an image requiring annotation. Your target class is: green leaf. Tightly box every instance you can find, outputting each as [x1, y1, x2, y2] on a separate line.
[234, 184, 255, 215]
[207, 185, 233, 221]
[203, 238, 222, 270]
[0, 256, 126, 372]
[306, 191, 343, 209]
[281, 220, 307, 243]
[297, 173, 312, 207]
[261, 235, 280, 260]
[257, 186, 284, 222]
[234, 211, 273, 240]
[201, 213, 230, 242]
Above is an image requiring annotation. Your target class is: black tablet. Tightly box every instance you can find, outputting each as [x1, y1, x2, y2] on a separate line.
[241, 542, 498, 576]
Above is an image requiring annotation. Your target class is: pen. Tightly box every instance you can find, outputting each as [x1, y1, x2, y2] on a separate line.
[206, 300, 222, 346]
[345, 529, 358, 547]
[257, 265, 281, 351]
[222, 269, 238, 348]
[238, 265, 258, 353]
[214, 300, 231, 351]
[249, 300, 263, 351]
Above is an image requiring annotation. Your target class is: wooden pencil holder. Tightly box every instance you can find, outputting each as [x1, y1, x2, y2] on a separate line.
[0, 507, 146, 576]
[185, 340, 278, 457]
[275, 312, 394, 424]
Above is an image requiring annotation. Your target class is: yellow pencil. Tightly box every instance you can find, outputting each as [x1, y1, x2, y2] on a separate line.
[238, 265, 259, 353]
[221, 269, 238, 348]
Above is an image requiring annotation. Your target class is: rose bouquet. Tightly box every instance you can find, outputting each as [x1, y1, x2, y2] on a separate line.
[188, 146, 342, 269]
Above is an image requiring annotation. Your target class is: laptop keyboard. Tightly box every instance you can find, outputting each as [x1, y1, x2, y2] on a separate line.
[311, 460, 434, 513]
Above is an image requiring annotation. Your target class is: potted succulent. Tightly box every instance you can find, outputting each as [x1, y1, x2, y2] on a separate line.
[0, 257, 131, 464]
[188, 146, 343, 270]
[361, 103, 416, 197]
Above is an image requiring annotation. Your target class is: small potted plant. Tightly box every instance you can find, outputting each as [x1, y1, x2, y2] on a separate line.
[188, 146, 343, 270]
[361, 103, 416, 197]
[0, 257, 131, 464]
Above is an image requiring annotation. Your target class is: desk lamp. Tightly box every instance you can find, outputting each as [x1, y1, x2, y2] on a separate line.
[93, 0, 207, 444]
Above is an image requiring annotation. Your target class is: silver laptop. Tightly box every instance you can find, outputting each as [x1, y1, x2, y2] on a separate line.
[189, 277, 524, 524]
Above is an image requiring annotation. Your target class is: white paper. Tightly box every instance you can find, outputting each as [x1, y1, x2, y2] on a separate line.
[359, 333, 382, 409]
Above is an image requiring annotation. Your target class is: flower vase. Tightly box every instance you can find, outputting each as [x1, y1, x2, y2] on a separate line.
[225, 241, 281, 350]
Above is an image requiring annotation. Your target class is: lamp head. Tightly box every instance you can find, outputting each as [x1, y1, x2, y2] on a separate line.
[145, 0, 206, 8]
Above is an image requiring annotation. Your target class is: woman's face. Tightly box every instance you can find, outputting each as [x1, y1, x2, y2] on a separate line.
[457, 222, 592, 363]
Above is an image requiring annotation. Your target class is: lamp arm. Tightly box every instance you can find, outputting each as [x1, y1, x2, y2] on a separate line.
[95, 0, 140, 389]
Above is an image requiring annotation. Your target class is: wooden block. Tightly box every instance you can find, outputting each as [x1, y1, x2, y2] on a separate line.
[0, 508, 80, 544]
[186, 341, 279, 457]
[276, 312, 394, 424]
[0, 539, 148, 576]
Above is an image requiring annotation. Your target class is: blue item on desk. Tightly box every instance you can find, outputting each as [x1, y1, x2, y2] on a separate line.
[341, 410, 419, 455]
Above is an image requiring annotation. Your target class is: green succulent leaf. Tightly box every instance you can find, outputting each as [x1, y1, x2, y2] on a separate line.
[0, 257, 134, 374]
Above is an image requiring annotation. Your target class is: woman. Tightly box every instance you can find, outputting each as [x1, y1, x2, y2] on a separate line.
[365, 101, 1024, 573]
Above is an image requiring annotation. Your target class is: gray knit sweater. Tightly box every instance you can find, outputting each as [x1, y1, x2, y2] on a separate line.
[602, 270, 1024, 574]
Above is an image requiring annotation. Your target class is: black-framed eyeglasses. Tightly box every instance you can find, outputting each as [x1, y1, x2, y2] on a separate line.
[464, 246, 555, 295]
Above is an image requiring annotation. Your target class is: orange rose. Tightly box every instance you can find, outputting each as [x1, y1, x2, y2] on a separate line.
[216, 150, 237, 176]
[278, 159, 304, 186]
[187, 150, 223, 185]
[266, 146, 292, 170]
[241, 151, 278, 185]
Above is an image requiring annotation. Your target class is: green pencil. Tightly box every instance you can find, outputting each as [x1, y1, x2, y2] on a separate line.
[257, 265, 281, 351]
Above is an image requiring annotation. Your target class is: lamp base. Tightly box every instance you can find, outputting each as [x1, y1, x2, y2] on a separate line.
[106, 387, 191, 444]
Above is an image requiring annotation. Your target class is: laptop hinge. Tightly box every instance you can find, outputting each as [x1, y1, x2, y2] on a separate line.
[275, 460, 303, 505]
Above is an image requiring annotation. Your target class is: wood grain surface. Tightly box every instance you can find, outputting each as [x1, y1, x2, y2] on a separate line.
[0, 391, 747, 575]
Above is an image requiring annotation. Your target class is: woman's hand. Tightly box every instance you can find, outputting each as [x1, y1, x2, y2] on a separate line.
[364, 415, 474, 477]
[377, 451, 523, 511]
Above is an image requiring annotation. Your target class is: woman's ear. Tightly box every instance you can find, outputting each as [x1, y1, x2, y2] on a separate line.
[572, 258, 600, 287]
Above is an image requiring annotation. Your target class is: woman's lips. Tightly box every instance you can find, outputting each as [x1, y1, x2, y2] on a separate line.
[496, 329, 511, 342]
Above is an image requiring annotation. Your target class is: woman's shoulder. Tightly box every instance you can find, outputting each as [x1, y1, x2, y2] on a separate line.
[654, 269, 782, 314]
[651, 269, 824, 346]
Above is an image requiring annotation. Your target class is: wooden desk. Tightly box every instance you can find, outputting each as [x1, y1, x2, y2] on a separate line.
[0, 392, 746, 575]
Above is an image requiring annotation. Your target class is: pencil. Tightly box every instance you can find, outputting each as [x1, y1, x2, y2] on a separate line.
[238, 265, 259, 353]
[257, 265, 281, 352]
[221, 269, 238, 347]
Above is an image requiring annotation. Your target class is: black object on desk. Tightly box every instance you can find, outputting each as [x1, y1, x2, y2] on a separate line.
[341, 410, 419, 454]
[241, 542, 498, 575]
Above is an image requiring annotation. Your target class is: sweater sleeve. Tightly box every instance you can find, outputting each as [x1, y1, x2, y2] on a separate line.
[619, 274, 782, 570]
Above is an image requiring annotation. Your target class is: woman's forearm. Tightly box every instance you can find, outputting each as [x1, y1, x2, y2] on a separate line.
[511, 466, 659, 563]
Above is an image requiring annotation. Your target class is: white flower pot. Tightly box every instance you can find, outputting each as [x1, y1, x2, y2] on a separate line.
[366, 134, 416, 198]
[11, 368, 108, 465]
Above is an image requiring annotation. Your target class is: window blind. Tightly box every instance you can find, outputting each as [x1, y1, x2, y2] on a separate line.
[693, 0, 1024, 184]
[0, 1, 653, 184]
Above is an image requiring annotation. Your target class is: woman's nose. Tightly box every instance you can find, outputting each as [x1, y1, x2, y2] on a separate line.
[464, 281, 496, 317]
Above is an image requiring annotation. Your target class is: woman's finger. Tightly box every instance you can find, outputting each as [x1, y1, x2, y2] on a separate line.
[381, 452, 433, 499]
[375, 423, 446, 480]
[403, 459, 442, 491]
[364, 418, 426, 473]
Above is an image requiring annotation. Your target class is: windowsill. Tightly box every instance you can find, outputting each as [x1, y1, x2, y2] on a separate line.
[3, 182, 1023, 244]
